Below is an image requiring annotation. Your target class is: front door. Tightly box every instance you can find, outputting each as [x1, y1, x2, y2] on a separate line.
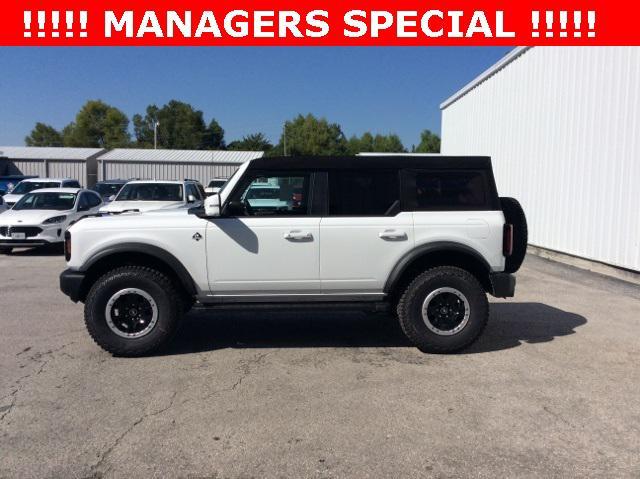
[206, 171, 320, 296]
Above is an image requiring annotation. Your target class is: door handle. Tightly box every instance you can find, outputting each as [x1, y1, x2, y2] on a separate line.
[379, 229, 407, 241]
[284, 230, 313, 241]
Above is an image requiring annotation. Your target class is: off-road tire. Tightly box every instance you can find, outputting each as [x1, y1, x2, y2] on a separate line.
[84, 266, 183, 356]
[500, 197, 528, 273]
[396, 266, 488, 353]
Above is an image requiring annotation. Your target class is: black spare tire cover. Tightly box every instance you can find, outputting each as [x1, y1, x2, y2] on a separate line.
[500, 197, 528, 273]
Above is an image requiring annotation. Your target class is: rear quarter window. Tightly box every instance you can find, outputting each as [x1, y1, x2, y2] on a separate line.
[407, 170, 494, 211]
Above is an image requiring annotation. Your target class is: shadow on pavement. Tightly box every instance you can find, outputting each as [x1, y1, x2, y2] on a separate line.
[6, 244, 64, 256]
[163, 302, 587, 356]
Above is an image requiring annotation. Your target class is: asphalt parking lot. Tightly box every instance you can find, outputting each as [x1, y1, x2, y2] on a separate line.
[1, 249, 639, 478]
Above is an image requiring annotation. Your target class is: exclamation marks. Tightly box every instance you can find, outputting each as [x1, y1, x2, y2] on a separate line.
[23, 11, 31, 38]
[66, 12, 74, 38]
[545, 11, 553, 38]
[531, 11, 540, 38]
[22, 10, 88, 39]
[79, 11, 88, 38]
[51, 11, 60, 38]
[559, 11, 568, 38]
[587, 11, 596, 37]
[531, 10, 596, 38]
[37, 11, 46, 38]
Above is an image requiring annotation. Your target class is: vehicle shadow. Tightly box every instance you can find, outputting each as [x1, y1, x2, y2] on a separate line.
[6, 244, 64, 256]
[163, 302, 587, 356]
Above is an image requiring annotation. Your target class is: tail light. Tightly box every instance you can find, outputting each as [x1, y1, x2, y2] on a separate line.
[503, 224, 513, 256]
[64, 231, 71, 261]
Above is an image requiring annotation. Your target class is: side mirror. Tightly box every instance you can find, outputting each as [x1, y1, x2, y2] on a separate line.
[108, 195, 116, 202]
[204, 194, 221, 217]
[187, 194, 196, 203]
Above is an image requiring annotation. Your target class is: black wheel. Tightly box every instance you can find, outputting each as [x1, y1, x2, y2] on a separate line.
[396, 266, 488, 353]
[0, 246, 12, 254]
[84, 266, 183, 356]
[500, 197, 528, 273]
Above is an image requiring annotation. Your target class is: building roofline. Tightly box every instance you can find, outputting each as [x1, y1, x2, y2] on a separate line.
[440, 46, 531, 110]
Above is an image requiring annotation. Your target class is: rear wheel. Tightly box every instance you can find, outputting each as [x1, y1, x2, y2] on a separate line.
[84, 266, 183, 356]
[397, 266, 488, 353]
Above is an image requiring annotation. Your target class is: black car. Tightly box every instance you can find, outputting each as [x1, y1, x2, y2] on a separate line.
[91, 180, 128, 201]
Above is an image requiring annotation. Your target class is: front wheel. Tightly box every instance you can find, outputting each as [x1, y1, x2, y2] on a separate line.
[84, 266, 183, 356]
[397, 266, 488, 353]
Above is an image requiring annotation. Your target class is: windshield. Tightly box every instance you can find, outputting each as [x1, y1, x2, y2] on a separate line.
[11, 181, 61, 194]
[208, 180, 226, 188]
[13, 192, 76, 211]
[116, 183, 183, 202]
[93, 183, 125, 197]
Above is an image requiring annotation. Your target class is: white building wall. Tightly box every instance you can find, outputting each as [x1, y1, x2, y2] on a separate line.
[441, 47, 640, 272]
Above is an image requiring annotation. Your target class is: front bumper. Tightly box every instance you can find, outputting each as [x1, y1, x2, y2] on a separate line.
[0, 224, 65, 246]
[60, 269, 86, 303]
[489, 273, 516, 298]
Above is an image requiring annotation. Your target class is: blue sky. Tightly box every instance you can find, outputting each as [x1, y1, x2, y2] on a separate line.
[0, 47, 512, 148]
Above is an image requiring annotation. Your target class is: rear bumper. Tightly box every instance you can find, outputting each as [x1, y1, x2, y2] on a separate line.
[60, 269, 86, 303]
[489, 272, 516, 298]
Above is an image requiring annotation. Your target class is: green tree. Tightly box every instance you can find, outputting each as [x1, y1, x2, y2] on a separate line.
[274, 114, 348, 156]
[63, 100, 130, 148]
[347, 132, 406, 154]
[133, 100, 225, 150]
[227, 133, 273, 152]
[414, 129, 441, 153]
[24, 123, 63, 147]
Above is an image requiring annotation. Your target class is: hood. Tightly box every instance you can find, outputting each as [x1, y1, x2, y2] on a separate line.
[0, 208, 72, 225]
[2, 193, 23, 205]
[99, 200, 186, 213]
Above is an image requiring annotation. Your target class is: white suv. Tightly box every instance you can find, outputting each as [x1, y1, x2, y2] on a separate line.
[99, 179, 205, 214]
[3, 178, 82, 209]
[60, 156, 527, 356]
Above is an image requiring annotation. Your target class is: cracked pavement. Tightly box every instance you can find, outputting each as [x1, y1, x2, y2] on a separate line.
[1, 249, 639, 478]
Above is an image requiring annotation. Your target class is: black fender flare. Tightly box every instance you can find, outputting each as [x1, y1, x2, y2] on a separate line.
[384, 241, 492, 294]
[80, 243, 198, 296]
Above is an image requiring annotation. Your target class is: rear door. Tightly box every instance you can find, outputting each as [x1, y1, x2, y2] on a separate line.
[319, 169, 414, 294]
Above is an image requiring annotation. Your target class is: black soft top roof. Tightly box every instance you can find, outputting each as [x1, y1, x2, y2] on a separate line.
[247, 155, 492, 170]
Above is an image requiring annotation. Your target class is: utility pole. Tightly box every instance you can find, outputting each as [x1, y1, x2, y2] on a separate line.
[283, 122, 287, 156]
[153, 120, 160, 149]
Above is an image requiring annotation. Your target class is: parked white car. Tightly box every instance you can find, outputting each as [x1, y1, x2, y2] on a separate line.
[99, 180, 204, 214]
[0, 188, 102, 253]
[204, 178, 228, 196]
[2, 178, 82, 209]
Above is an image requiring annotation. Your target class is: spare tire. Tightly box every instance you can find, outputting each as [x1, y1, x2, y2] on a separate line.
[500, 197, 527, 273]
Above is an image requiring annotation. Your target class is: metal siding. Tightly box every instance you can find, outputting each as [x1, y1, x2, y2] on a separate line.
[48, 161, 87, 186]
[10, 160, 46, 177]
[100, 161, 240, 184]
[441, 47, 640, 272]
[97, 149, 264, 164]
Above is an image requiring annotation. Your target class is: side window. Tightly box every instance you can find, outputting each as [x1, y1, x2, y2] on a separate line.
[413, 170, 488, 210]
[229, 173, 311, 216]
[77, 193, 90, 210]
[328, 170, 400, 216]
[66, 180, 81, 188]
[186, 183, 200, 200]
[196, 183, 206, 199]
[87, 193, 102, 207]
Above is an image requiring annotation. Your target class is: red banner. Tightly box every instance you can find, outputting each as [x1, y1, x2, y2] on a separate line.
[3, 0, 639, 46]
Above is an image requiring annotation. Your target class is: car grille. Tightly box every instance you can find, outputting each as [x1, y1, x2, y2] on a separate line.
[0, 226, 43, 238]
